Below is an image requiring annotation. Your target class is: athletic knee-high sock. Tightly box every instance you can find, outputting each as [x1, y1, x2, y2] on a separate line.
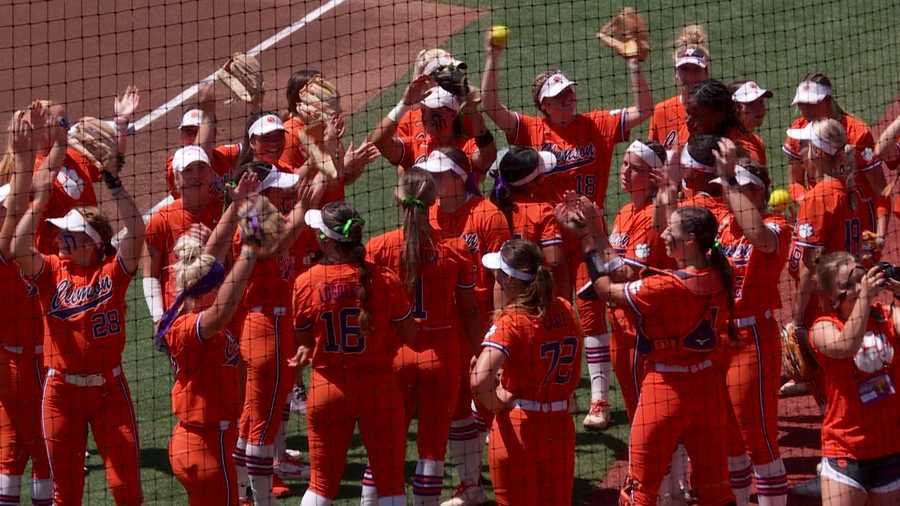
[448, 418, 482, 487]
[301, 490, 333, 506]
[728, 454, 753, 506]
[275, 403, 290, 459]
[233, 438, 250, 500]
[754, 459, 788, 506]
[30, 478, 52, 506]
[360, 465, 378, 506]
[378, 497, 405, 506]
[246, 443, 275, 505]
[0, 474, 21, 505]
[671, 444, 688, 491]
[585, 334, 611, 402]
[413, 459, 443, 506]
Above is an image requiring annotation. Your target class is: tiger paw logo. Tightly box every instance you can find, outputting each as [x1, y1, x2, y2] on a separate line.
[797, 222, 814, 239]
[57, 167, 85, 200]
[635, 243, 650, 260]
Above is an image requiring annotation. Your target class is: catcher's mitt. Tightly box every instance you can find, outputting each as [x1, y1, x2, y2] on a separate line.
[424, 56, 470, 98]
[216, 52, 264, 104]
[596, 7, 650, 61]
[238, 195, 283, 255]
[781, 323, 818, 382]
[67, 117, 118, 172]
[295, 75, 341, 126]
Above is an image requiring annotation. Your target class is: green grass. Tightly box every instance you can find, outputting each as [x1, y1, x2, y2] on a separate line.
[27, 0, 900, 504]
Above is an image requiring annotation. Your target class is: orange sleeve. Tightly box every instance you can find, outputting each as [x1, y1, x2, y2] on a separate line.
[167, 313, 205, 361]
[506, 113, 541, 147]
[793, 192, 830, 249]
[622, 274, 682, 319]
[589, 110, 629, 144]
[482, 311, 520, 359]
[30, 254, 58, 296]
[851, 129, 882, 172]
[538, 207, 563, 247]
[292, 274, 314, 331]
[734, 133, 767, 166]
[279, 122, 308, 171]
[144, 212, 168, 255]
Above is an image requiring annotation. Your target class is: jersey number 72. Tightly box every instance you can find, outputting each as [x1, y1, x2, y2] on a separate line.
[540, 336, 579, 384]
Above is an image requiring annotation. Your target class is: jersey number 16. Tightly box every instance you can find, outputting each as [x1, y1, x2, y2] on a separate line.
[321, 308, 366, 353]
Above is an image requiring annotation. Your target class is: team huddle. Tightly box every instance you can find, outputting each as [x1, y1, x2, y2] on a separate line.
[0, 11, 899, 506]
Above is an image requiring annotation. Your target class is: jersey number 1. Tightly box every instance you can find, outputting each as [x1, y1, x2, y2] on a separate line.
[321, 308, 365, 353]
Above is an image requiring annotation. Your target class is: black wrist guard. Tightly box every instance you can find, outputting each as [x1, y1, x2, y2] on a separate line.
[101, 170, 122, 190]
[474, 130, 494, 148]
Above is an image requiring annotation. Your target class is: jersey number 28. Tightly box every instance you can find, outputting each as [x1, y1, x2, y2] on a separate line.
[321, 308, 365, 353]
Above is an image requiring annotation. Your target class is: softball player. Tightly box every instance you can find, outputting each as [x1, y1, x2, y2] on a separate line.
[874, 114, 900, 217]
[0, 110, 51, 505]
[729, 80, 773, 165]
[11, 104, 145, 505]
[472, 239, 583, 506]
[292, 201, 416, 506]
[712, 139, 791, 505]
[363, 167, 481, 505]
[808, 253, 900, 506]
[563, 196, 736, 506]
[158, 175, 260, 505]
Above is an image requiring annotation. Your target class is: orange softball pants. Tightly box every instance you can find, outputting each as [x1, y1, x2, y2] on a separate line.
[0, 348, 49, 479]
[169, 422, 239, 506]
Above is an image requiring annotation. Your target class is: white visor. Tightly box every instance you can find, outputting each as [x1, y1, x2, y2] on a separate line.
[680, 147, 715, 173]
[421, 87, 460, 112]
[538, 73, 576, 103]
[257, 166, 300, 192]
[625, 140, 664, 169]
[481, 251, 535, 281]
[414, 150, 468, 180]
[46, 208, 103, 247]
[304, 209, 353, 242]
[732, 81, 772, 103]
[786, 122, 841, 156]
[248, 114, 285, 137]
[711, 166, 765, 188]
[675, 48, 709, 69]
[179, 109, 203, 129]
[507, 151, 558, 187]
[172, 145, 211, 173]
[422, 55, 466, 76]
[791, 81, 831, 106]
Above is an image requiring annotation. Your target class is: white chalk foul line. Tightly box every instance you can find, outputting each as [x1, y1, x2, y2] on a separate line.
[131, 0, 348, 133]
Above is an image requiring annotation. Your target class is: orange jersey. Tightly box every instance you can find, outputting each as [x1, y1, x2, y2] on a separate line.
[719, 213, 791, 316]
[292, 262, 411, 369]
[34, 148, 100, 254]
[0, 252, 42, 350]
[145, 199, 222, 308]
[366, 228, 476, 335]
[429, 196, 511, 307]
[398, 134, 478, 170]
[782, 113, 881, 172]
[503, 197, 563, 248]
[789, 178, 863, 274]
[482, 298, 583, 403]
[507, 111, 628, 205]
[811, 306, 900, 460]
[164, 143, 241, 197]
[279, 116, 345, 204]
[622, 267, 730, 367]
[648, 96, 686, 150]
[731, 130, 767, 166]
[234, 224, 318, 311]
[680, 192, 738, 239]
[165, 312, 242, 425]
[31, 254, 133, 373]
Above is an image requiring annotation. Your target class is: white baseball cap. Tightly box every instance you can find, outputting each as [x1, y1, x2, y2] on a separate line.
[414, 150, 468, 180]
[172, 145, 211, 173]
[421, 87, 460, 112]
[304, 209, 354, 242]
[422, 55, 466, 76]
[675, 47, 709, 69]
[248, 114, 285, 137]
[256, 166, 299, 192]
[179, 109, 203, 129]
[46, 208, 103, 247]
[711, 166, 765, 187]
[481, 250, 535, 281]
[538, 73, 576, 103]
[791, 81, 831, 106]
[786, 121, 842, 156]
[732, 81, 773, 103]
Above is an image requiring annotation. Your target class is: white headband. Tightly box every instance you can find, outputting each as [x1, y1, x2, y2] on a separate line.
[626, 140, 664, 169]
[680, 147, 715, 173]
[506, 151, 557, 187]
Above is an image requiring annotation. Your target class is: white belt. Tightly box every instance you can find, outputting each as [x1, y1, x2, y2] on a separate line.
[48, 365, 122, 387]
[512, 399, 569, 413]
[3, 344, 44, 355]
[249, 306, 287, 316]
[651, 359, 713, 374]
[732, 310, 772, 329]
[180, 420, 233, 430]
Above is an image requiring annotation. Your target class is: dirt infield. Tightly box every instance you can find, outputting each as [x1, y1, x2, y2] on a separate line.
[0, 0, 482, 210]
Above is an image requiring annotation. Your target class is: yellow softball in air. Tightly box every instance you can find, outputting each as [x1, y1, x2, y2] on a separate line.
[490, 25, 510, 48]
[769, 188, 793, 211]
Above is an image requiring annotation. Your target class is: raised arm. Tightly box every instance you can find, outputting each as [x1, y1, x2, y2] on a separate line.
[480, 32, 519, 139]
[714, 139, 778, 253]
[273, 172, 326, 256]
[619, 59, 653, 131]
[0, 111, 35, 259]
[876, 115, 900, 164]
[810, 264, 885, 359]
[195, 80, 217, 154]
[113, 86, 140, 156]
[198, 243, 259, 338]
[367, 74, 434, 165]
[462, 99, 497, 174]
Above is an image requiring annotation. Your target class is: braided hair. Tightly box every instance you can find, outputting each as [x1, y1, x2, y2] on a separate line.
[688, 79, 742, 136]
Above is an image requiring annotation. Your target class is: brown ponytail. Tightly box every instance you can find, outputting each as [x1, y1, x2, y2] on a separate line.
[321, 201, 372, 335]
[501, 239, 555, 319]
[397, 167, 437, 293]
[79, 206, 117, 258]
[531, 69, 562, 112]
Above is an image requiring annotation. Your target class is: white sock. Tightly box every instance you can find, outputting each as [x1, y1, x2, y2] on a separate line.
[31, 478, 52, 506]
[378, 497, 405, 506]
[585, 334, 611, 402]
[413, 459, 443, 506]
[0, 474, 21, 505]
[360, 465, 378, 505]
[275, 406, 289, 460]
[754, 459, 788, 506]
[246, 443, 275, 505]
[447, 418, 483, 487]
[300, 490, 333, 506]
[233, 438, 250, 500]
[728, 454, 753, 506]
[671, 444, 688, 492]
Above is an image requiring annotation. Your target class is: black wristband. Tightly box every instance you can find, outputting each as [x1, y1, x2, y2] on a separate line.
[116, 153, 126, 170]
[584, 250, 607, 283]
[474, 130, 494, 148]
[101, 170, 122, 190]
